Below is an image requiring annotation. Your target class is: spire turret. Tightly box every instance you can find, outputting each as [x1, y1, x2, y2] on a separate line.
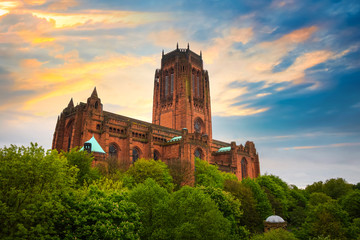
[67, 98, 74, 108]
[91, 87, 98, 98]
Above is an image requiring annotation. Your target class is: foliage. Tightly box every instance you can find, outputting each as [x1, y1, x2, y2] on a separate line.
[340, 190, 360, 220]
[0, 143, 77, 239]
[298, 201, 350, 240]
[129, 178, 170, 240]
[200, 186, 250, 239]
[306, 181, 324, 195]
[308, 192, 332, 207]
[126, 158, 174, 192]
[153, 186, 232, 240]
[256, 175, 291, 218]
[323, 178, 353, 199]
[224, 179, 263, 233]
[61, 148, 100, 185]
[167, 159, 193, 190]
[251, 228, 298, 240]
[195, 157, 237, 189]
[242, 178, 273, 220]
[56, 185, 141, 240]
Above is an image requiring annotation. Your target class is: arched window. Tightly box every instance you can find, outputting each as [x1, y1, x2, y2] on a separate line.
[194, 148, 203, 159]
[241, 158, 248, 179]
[192, 73, 195, 94]
[109, 144, 118, 158]
[132, 148, 140, 163]
[170, 73, 174, 94]
[165, 75, 169, 96]
[194, 118, 203, 133]
[196, 75, 200, 97]
[95, 101, 98, 109]
[153, 150, 160, 160]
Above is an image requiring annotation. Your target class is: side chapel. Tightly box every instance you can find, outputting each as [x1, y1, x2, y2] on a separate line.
[52, 44, 260, 181]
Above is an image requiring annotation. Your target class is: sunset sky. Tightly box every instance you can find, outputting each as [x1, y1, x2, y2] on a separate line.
[1, 0, 359, 187]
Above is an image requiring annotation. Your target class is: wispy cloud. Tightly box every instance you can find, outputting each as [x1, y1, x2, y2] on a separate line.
[281, 142, 360, 150]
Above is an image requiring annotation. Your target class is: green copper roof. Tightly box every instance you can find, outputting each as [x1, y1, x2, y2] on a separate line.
[80, 135, 106, 154]
[168, 136, 182, 143]
[217, 146, 231, 153]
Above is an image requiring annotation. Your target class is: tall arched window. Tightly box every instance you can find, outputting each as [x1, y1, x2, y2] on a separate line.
[170, 73, 174, 94]
[192, 73, 195, 94]
[153, 150, 160, 160]
[241, 158, 248, 179]
[132, 148, 140, 163]
[196, 75, 200, 97]
[109, 144, 118, 158]
[165, 75, 169, 96]
[194, 148, 203, 159]
[194, 118, 203, 133]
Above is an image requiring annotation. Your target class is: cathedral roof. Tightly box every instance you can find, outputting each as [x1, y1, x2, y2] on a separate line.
[80, 135, 106, 154]
[217, 146, 231, 152]
[168, 136, 182, 142]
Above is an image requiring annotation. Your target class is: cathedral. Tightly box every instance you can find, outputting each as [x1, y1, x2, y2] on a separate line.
[52, 44, 260, 181]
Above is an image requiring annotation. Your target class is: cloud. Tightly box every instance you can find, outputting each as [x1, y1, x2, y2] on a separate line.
[281, 142, 360, 150]
[30, 10, 171, 29]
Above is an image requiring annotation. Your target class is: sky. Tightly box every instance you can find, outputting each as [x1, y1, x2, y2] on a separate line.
[0, 0, 359, 188]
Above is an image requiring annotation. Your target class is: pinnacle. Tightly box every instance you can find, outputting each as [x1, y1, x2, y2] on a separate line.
[91, 87, 98, 98]
[67, 98, 74, 108]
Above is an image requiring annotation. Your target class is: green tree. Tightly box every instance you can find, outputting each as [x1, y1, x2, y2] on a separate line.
[305, 181, 324, 195]
[129, 178, 170, 240]
[299, 201, 350, 240]
[308, 192, 332, 207]
[256, 175, 291, 218]
[200, 186, 250, 239]
[56, 185, 141, 240]
[0, 143, 77, 239]
[323, 178, 353, 199]
[340, 190, 360, 220]
[195, 157, 237, 189]
[61, 148, 100, 185]
[126, 158, 174, 192]
[153, 186, 232, 240]
[251, 228, 298, 240]
[224, 179, 262, 233]
[242, 178, 273, 220]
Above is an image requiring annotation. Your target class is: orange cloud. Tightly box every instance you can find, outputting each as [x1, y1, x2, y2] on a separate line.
[17, 54, 156, 110]
[0, 1, 20, 16]
[47, 0, 78, 11]
[31, 10, 171, 29]
[20, 58, 45, 68]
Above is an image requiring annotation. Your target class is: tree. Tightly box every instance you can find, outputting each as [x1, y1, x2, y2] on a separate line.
[129, 179, 170, 240]
[242, 178, 273, 220]
[340, 190, 360, 220]
[0, 143, 77, 239]
[55, 185, 142, 240]
[224, 179, 262, 233]
[299, 201, 350, 240]
[200, 186, 250, 238]
[305, 181, 324, 195]
[61, 148, 100, 185]
[126, 159, 174, 192]
[251, 228, 297, 240]
[152, 186, 232, 240]
[195, 157, 237, 189]
[323, 178, 353, 199]
[256, 175, 291, 218]
[308, 192, 332, 207]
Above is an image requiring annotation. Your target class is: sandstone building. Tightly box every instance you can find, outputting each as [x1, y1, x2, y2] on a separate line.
[52, 45, 260, 180]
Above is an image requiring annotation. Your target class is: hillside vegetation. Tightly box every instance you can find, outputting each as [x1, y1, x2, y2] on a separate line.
[0, 144, 359, 239]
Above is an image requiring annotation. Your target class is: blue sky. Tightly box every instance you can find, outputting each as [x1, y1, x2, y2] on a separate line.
[0, 0, 359, 187]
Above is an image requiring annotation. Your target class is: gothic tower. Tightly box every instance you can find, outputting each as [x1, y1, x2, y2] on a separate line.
[152, 44, 212, 140]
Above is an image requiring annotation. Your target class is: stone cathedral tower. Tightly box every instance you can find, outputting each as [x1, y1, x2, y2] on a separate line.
[152, 44, 212, 141]
[52, 44, 260, 182]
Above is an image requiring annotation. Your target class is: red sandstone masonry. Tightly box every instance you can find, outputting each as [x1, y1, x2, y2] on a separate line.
[52, 46, 260, 182]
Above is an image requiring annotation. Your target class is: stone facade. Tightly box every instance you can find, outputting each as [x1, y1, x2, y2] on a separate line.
[52, 45, 260, 181]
